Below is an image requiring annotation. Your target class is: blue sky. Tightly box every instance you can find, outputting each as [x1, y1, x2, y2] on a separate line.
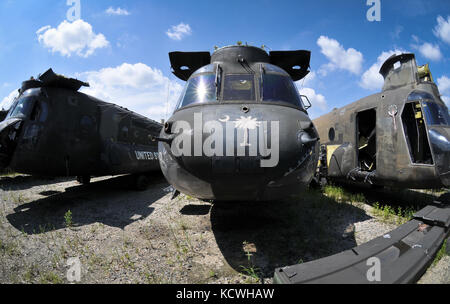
[0, 0, 450, 120]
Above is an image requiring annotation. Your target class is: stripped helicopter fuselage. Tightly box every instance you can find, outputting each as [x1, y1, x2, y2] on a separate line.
[314, 54, 450, 189]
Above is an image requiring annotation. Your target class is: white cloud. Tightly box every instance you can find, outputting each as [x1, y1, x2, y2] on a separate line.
[0, 89, 18, 111]
[295, 70, 328, 118]
[437, 76, 450, 107]
[360, 49, 406, 91]
[79, 63, 183, 121]
[437, 75, 450, 94]
[299, 87, 327, 111]
[37, 20, 109, 58]
[317, 36, 364, 75]
[442, 96, 450, 108]
[414, 42, 442, 61]
[298, 71, 316, 88]
[434, 15, 450, 44]
[106, 7, 130, 16]
[166, 23, 192, 41]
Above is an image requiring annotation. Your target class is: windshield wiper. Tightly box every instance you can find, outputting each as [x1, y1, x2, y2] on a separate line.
[215, 64, 222, 100]
[260, 64, 265, 101]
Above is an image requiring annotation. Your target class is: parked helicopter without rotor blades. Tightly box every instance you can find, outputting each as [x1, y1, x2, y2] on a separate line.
[0, 69, 162, 189]
[314, 53, 450, 190]
[156, 44, 320, 201]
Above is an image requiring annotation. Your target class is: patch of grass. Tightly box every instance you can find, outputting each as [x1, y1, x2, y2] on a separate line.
[323, 185, 346, 202]
[64, 210, 73, 228]
[23, 264, 40, 283]
[239, 241, 260, 283]
[0, 239, 19, 256]
[119, 251, 135, 269]
[322, 185, 367, 205]
[208, 270, 217, 279]
[39, 271, 64, 284]
[372, 202, 413, 225]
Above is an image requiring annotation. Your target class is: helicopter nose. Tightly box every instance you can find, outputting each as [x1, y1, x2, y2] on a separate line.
[0, 118, 22, 169]
[428, 128, 450, 187]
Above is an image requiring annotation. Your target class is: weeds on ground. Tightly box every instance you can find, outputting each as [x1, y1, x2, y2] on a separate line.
[323, 185, 367, 205]
[39, 271, 64, 284]
[64, 210, 73, 228]
[239, 241, 260, 283]
[372, 202, 414, 225]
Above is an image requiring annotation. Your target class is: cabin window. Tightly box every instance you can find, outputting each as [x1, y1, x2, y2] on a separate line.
[177, 74, 217, 109]
[118, 117, 131, 143]
[329, 128, 335, 142]
[422, 102, 450, 126]
[223, 75, 255, 101]
[80, 115, 96, 136]
[119, 126, 129, 142]
[401, 102, 433, 165]
[261, 74, 303, 108]
[356, 109, 377, 172]
[133, 127, 151, 146]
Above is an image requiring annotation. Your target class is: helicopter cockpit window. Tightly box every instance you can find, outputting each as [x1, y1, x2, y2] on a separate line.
[422, 102, 450, 126]
[7, 96, 35, 120]
[223, 75, 255, 101]
[177, 74, 217, 109]
[262, 74, 303, 108]
[30, 101, 49, 122]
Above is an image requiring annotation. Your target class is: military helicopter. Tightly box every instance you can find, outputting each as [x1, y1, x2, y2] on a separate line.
[156, 44, 320, 201]
[314, 53, 449, 189]
[0, 69, 162, 189]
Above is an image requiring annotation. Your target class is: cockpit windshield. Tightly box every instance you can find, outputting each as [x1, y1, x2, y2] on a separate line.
[176, 74, 217, 109]
[223, 75, 255, 101]
[6, 97, 35, 120]
[422, 102, 450, 126]
[262, 74, 303, 108]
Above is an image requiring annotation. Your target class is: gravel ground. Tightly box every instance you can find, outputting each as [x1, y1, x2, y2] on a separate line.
[0, 174, 448, 284]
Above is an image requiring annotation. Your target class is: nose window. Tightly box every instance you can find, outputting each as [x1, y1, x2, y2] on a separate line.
[223, 75, 255, 101]
[422, 102, 450, 126]
[177, 74, 217, 109]
[262, 74, 302, 108]
[7, 96, 35, 120]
